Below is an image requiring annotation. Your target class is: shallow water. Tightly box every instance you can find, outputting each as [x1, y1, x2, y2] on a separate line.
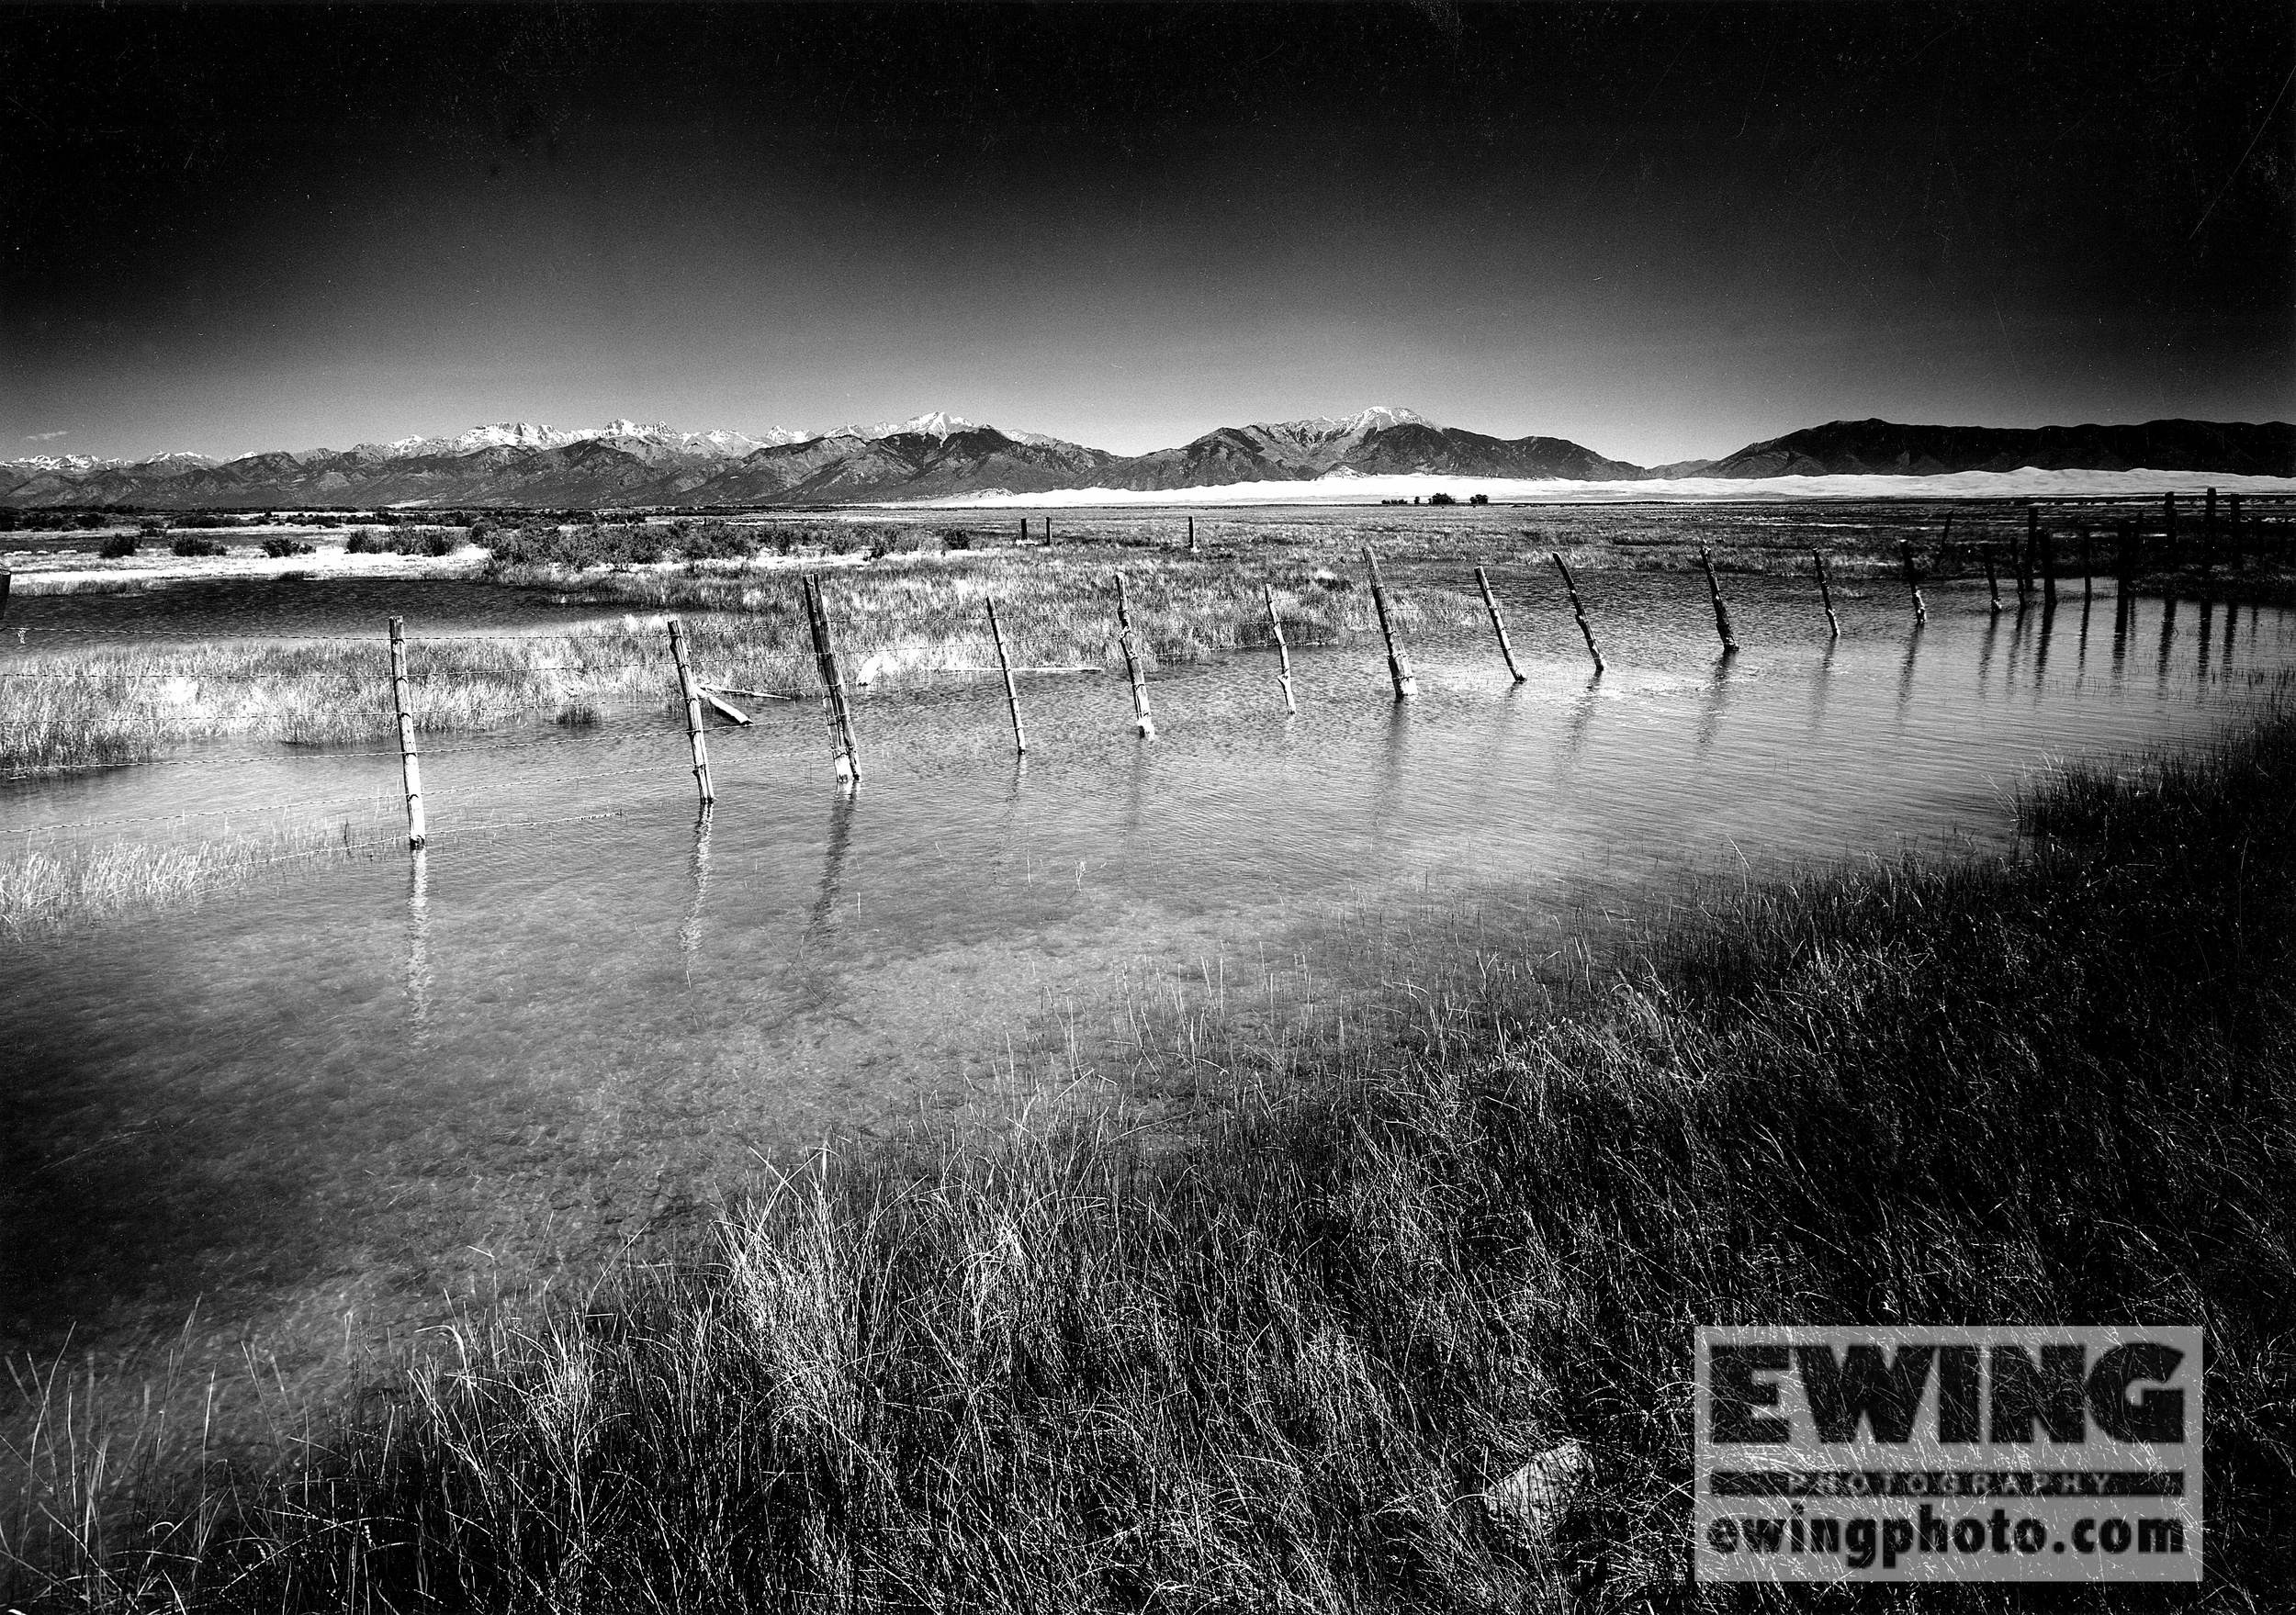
[1, 575, 640, 645]
[4, 570, 2290, 1385]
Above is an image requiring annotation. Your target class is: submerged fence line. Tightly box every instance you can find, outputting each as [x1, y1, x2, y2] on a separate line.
[6, 523, 2290, 849]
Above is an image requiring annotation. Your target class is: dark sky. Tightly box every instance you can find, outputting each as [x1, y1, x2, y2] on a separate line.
[5, 3, 2291, 464]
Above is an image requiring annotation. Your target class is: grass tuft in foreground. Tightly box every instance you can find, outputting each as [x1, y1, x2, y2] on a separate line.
[6, 714, 2294, 1610]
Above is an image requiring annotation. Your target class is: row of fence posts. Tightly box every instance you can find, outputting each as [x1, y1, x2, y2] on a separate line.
[369, 490, 2277, 847]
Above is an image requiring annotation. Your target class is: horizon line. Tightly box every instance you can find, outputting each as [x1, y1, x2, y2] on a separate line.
[15, 409, 2296, 472]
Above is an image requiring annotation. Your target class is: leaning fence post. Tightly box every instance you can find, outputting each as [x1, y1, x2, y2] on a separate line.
[1549, 553, 1604, 674]
[1113, 572, 1156, 737]
[1983, 545, 2003, 612]
[1362, 546, 1418, 699]
[1812, 550, 1840, 636]
[1898, 538, 1927, 624]
[2040, 528, 2057, 610]
[388, 616, 427, 848]
[667, 618, 715, 806]
[985, 596, 1027, 755]
[1263, 581, 1297, 714]
[1475, 566, 1527, 683]
[1697, 544, 1739, 653]
[804, 576, 862, 783]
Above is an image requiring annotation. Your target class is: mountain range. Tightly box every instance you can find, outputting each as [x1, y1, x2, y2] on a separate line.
[6, 410, 2290, 510]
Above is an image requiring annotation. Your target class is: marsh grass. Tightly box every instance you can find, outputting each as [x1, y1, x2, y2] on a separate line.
[514, 548, 1480, 684]
[7, 708, 2290, 1610]
[0, 1333, 327, 1614]
[1, 635, 670, 775]
[1, 553, 1485, 775]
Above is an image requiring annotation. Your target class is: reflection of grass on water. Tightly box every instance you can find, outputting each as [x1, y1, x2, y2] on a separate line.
[9, 709, 2290, 1609]
[1, 554, 1481, 775]
[0, 819, 385, 937]
[0, 638, 657, 775]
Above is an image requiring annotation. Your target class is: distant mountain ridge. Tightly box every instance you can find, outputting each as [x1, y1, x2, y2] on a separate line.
[6, 413, 2290, 509]
[1694, 418, 2296, 479]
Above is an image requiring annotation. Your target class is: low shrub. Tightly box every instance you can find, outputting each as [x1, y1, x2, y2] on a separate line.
[870, 526, 943, 558]
[485, 522, 667, 568]
[346, 527, 459, 557]
[668, 520, 760, 562]
[169, 536, 228, 557]
[260, 537, 316, 558]
[97, 534, 140, 559]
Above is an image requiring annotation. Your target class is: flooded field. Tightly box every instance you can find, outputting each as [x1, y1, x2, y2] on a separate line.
[5, 557, 2291, 1409]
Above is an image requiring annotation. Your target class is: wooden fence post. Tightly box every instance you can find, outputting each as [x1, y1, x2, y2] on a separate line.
[1187, 516, 1197, 554]
[2163, 492, 2178, 565]
[1263, 581, 1297, 714]
[1113, 572, 1156, 737]
[2117, 520, 2136, 589]
[2017, 506, 2037, 605]
[388, 617, 427, 848]
[667, 618, 715, 806]
[1984, 545, 2003, 611]
[2200, 487, 2217, 582]
[1475, 566, 1527, 683]
[985, 596, 1026, 755]
[2040, 529, 2057, 610]
[2080, 528, 2093, 601]
[804, 576, 862, 783]
[1698, 544, 1739, 653]
[1549, 553, 1604, 674]
[1899, 538, 1927, 624]
[2228, 492, 2244, 570]
[1812, 550, 1840, 636]
[1363, 545, 1417, 699]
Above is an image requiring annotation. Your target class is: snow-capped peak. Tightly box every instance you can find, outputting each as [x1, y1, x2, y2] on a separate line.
[1258, 405, 1433, 438]
[1340, 405, 1433, 433]
[366, 421, 813, 458]
[1235, 406, 1438, 471]
[830, 410, 982, 442]
[455, 421, 587, 451]
[5, 453, 122, 473]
